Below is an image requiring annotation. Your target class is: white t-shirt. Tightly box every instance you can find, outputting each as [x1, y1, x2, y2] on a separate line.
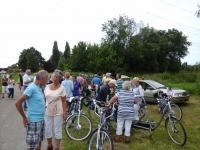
[45, 85, 66, 116]
[23, 74, 33, 86]
[8, 79, 15, 88]
[133, 85, 144, 98]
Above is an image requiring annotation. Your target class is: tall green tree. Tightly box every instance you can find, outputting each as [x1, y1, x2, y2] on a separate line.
[164, 29, 190, 72]
[50, 41, 61, 67]
[18, 47, 45, 72]
[102, 15, 137, 69]
[102, 15, 137, 49]
[63, 41, 70, 61]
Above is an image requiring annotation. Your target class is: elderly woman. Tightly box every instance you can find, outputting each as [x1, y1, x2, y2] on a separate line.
[132, 77, 144, 120]
[107, 81, 137, 144]
[44, 70, 67, 150]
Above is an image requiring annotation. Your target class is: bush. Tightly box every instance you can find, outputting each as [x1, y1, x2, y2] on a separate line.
[194, 83, 200, 95]
[160, 72, 171, 80]
[177, 72, 197, 83]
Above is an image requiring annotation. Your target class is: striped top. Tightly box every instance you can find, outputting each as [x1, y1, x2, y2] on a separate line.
[116, 79, 124, 91]
[116, 90, 135, 120]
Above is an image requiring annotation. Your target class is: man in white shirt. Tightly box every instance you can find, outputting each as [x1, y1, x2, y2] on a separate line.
[23, 69, 33, 90]
[23, 69, 34, 110]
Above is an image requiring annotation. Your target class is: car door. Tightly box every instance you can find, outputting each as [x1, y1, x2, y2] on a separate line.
[140, 82, 155, 102]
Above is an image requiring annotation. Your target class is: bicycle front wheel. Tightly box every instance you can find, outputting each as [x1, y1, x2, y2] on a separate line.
[170, 103, 183, 121]
[165, 117, 187, 145]
[88, 128, 114, 150]
[65, 114, 92, 141]
[138, 106, 146, 121]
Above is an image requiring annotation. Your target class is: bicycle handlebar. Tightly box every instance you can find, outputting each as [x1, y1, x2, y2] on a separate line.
[93, 99, 116, 120]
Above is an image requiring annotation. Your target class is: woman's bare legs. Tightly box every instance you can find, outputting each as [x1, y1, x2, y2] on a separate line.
[46, 138, 53, 150]
[54, 139, 61, 150]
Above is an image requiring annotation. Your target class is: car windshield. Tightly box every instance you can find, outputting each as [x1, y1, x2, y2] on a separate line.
[149, 80, 166, 89]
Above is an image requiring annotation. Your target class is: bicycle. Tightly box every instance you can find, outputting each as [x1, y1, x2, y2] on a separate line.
[87, 100, 116, 150]
[65, 95, 92, 141]
[132, 94, 187, 146]
[156, 93, 183, 121]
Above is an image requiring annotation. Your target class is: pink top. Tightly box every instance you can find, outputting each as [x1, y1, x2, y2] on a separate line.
[45, 85, 66, 116]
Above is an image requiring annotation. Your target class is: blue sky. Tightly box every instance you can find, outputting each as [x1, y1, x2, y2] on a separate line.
[0, 0, 199, 68]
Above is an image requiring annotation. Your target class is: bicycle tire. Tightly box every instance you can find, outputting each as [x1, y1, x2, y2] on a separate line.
[170, 103, 183, 121]
[165, 117, 187, 146]
[138, 106, 146, 121]
[65, 114, 92, 141]
[88, 128, 114, 150]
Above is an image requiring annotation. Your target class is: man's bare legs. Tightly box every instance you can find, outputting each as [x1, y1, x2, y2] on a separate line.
[27, 142, 42, 150]
[35, 142, 42, 150]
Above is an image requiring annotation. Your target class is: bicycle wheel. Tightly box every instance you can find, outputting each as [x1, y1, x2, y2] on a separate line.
[170, 103, 183, 121]
[138, 106, 146, 121]
[165, 117, 187, 145]
[88, 128, 114, 150]
[107, 118, 117, 132]
[65, 114, 92, 141]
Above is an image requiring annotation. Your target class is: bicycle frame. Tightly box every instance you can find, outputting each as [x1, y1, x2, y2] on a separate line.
[133, 98, 175, 131]
[92, 100, 115, 148]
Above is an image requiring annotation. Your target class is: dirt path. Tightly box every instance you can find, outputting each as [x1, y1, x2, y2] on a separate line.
[0, 87, 46, 150]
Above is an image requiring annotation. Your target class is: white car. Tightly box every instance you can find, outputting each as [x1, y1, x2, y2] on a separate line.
[139, 80, 190, 103]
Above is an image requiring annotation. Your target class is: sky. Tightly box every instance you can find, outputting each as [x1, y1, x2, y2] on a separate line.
[0, 0, 200, 68]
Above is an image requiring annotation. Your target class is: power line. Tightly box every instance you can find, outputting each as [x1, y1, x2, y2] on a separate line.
[144, 11, 200, 31]
[159, 0, 196, 15]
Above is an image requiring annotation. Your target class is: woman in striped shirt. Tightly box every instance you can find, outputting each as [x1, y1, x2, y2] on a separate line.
[107, 81, 137, 144]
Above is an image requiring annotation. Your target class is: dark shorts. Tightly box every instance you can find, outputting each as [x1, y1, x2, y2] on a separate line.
[26, 120, 44, 149]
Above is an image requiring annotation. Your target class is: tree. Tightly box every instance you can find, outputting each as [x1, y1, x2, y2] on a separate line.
[69, 42, 88, 71]
[18, 47, 45, 72]
[43, 60, 56, 72]
[58, 56, 68, 71]
[164, 29, 191, 72]
[49, 41, 61, 67]
[97, 44, 120, 73]
[126, 27, 190, 73]
[102, 15, 137, 69]
[63, 41, 70, 61]
[196, 4, 200, 17]
[102, 15, 137, 49]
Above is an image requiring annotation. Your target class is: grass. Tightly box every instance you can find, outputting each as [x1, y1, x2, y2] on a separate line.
[61, 95, 200, 150]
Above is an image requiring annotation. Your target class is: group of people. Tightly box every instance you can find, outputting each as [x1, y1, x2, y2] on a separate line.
[90, 73, 144, 144]
[15, 69, 89, 150]
[15, 69, 144, 150]
[1, 74, 15, 99]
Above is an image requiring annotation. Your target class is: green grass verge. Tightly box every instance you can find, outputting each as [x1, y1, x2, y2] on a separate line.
[61, 95, 200, 150]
